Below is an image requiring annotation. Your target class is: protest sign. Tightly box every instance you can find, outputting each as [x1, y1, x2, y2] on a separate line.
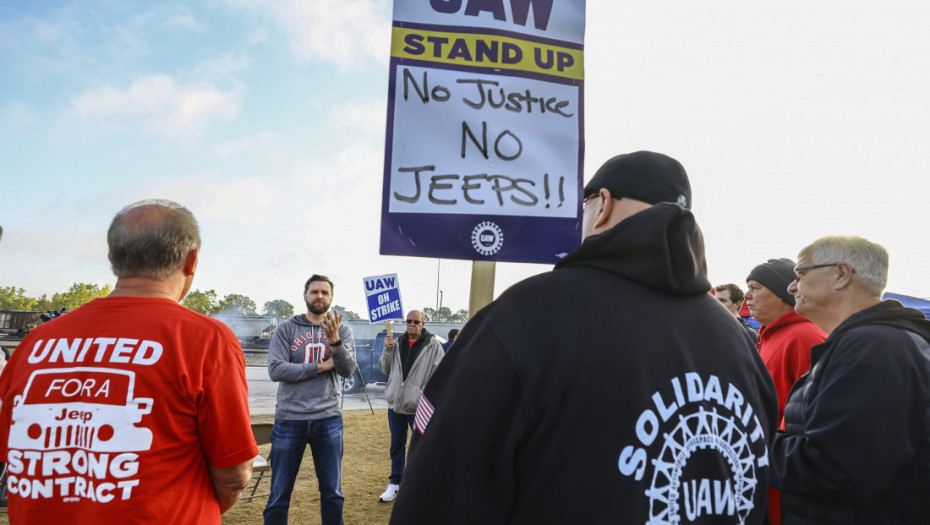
[381, 0, 586, 264]
[363, 273, 405, 324]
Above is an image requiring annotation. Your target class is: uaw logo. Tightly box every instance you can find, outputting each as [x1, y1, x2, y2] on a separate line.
[471, 221, 504, 256]
[617, 373, 769, 524]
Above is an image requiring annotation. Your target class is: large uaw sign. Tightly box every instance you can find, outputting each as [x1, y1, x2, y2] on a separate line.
[381, 1, 585, 263]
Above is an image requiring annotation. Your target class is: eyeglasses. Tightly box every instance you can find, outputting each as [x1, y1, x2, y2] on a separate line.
[405, 320, 422, 325]
[793, 263, 853, 281]
[582, 194, 596, 209]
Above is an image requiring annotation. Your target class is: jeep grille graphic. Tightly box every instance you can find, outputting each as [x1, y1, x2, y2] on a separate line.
[44, 424, 96, 449]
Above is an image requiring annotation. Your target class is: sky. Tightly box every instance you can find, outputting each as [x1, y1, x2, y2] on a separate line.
[2, 0, 929, 319]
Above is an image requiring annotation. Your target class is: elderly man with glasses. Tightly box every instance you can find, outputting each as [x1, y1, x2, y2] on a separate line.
[770, 236, 930, 524]
[377, 309, 445, 502]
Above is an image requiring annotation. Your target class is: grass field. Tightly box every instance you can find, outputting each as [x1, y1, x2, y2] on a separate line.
[224, 411, 396, 525]
[0, 410, 398, 525]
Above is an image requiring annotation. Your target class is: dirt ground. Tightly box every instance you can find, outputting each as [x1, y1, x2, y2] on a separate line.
[0, 410, 398, 525]
[224, 411, 396, 525]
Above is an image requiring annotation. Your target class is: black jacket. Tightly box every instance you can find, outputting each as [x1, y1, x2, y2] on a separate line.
[396, 328, 432, 380]
[772, 300, 930, 525]
[389, 204, 779, 524]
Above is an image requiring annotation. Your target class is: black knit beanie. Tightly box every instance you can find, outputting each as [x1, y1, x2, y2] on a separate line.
[747, 258, 796, 306]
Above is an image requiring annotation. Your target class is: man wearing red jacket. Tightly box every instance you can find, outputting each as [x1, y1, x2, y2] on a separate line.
[746, 258, 826, 421]
[745, 257, 826, 525]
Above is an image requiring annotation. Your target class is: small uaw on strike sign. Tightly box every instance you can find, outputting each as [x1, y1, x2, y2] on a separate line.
[364, 273, 405, 337]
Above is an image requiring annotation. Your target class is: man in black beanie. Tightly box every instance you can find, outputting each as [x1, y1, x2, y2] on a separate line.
[390, 151, 778, 525]
[745, 258, 826, 525]
[746, 257, 826, 418]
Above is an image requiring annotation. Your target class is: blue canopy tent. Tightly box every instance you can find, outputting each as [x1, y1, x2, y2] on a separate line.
[883, 292, 930, 319]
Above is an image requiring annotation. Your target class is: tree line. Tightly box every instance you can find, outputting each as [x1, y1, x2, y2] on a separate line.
[0, 284, 469, 322]
[0, 283, 112, 312]
[422, 307, 470, 322]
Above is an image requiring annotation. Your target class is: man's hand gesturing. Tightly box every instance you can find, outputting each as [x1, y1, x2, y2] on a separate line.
[322, 311, 344, 344]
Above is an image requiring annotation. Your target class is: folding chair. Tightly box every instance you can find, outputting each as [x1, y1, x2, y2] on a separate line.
[241, 422, 273, 502]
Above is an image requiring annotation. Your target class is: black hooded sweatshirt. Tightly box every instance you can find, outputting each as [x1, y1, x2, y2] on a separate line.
[772, 300, 930, 525]
[390, 204, 779, 525]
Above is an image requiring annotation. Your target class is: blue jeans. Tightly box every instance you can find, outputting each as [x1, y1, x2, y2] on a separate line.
[388, 408, 416, 485]
[263, 416, 344, 525]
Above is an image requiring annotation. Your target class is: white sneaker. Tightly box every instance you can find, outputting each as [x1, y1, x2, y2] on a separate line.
[379, 483, 400, 502]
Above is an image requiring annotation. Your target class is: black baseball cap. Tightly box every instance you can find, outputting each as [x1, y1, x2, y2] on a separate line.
[583, 151, 691, 209]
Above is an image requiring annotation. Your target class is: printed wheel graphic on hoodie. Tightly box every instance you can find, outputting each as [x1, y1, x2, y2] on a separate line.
[9, 368, 154, 452]
[645, 407, 757, 524]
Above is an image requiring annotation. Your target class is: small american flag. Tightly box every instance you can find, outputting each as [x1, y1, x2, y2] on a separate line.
[414, 394, 435, 434]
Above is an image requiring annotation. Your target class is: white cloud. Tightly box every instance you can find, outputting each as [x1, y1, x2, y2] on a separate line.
[165, 7, 206, 32]
[67, 73, 243, 139]
[113, 132, 391, 311]
[71, 75, 173, 117]
[0, 12, 86, 77]
[1, 102, 37, 127]
[326, 98, 387, 142]
[220, 0, 391, 68]
[210, 131, 276, 157]
[192, 53, 252, 80]
[109, 13, 153, 58]
[107, 7, 209, 58]
[248, 27, 267, 45]
[582, 2, 930, 299]
[328, 99, 385, 128]
[197, 177, 276, 226]
[174, 87, 236, 127]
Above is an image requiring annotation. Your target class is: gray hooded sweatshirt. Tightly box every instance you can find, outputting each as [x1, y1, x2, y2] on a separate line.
[267, 313, 356, 420]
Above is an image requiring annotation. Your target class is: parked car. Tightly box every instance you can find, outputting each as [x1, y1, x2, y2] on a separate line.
[343, 332, 388, 393]
[341, 331, 446, 393]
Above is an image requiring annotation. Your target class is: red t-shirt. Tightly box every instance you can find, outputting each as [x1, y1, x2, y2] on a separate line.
[0, 297, 258, 524]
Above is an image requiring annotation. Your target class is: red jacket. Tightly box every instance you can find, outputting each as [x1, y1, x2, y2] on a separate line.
[757, 309, 826, 422]
[757, 309, 826, 525]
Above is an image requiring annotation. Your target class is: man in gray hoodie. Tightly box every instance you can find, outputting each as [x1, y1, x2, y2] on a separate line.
[377, 309, 445, 502]
[263, 274, 357, 525]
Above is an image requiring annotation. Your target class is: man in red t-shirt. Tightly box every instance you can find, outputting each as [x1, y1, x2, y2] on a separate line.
[745, 257, 826, 525]
[0, 199, 258, 524]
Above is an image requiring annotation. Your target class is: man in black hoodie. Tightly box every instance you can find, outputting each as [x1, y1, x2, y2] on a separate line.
[771, 236, 930, 524]
[389, 151, 778, 524]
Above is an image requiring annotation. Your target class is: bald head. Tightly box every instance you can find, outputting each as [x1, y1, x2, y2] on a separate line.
[108, 199, 200, 280]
